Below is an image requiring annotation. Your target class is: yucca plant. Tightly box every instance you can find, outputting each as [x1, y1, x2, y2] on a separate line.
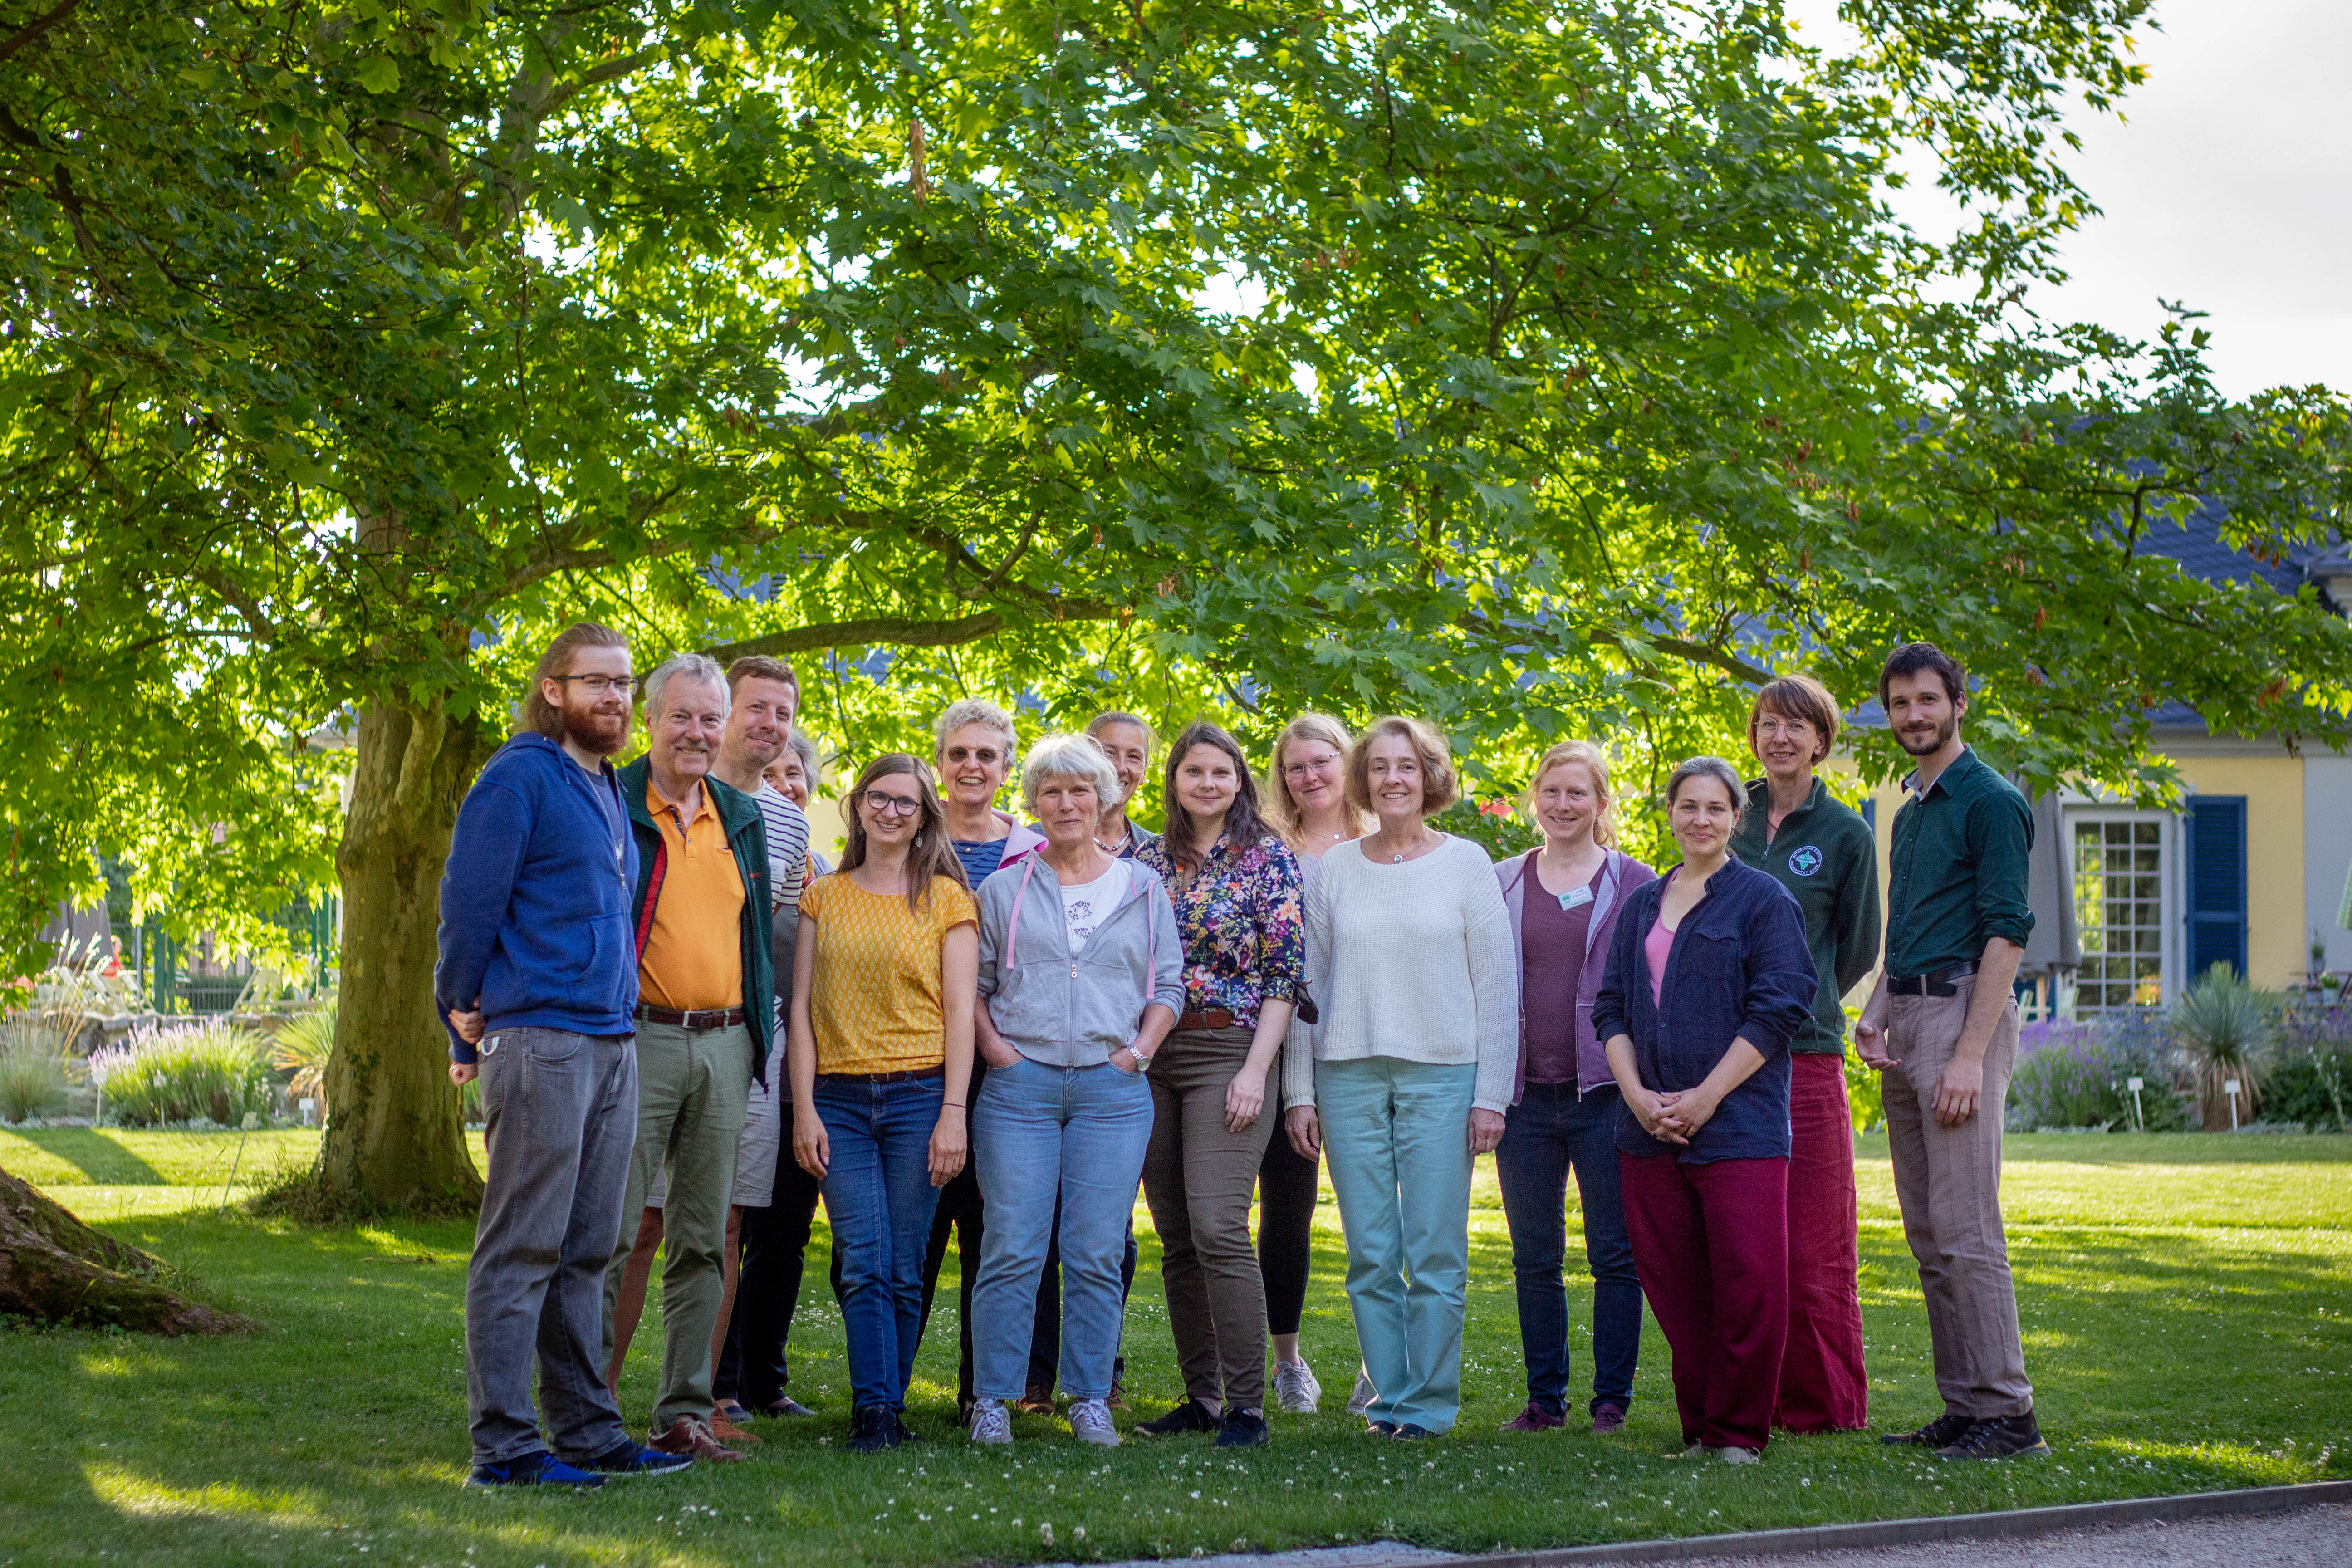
[2168, 965, 2279, 1128]
[269, 996, 338, 1116]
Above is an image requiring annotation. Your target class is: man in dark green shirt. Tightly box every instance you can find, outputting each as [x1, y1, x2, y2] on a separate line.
[1731, 674, 1881, 1434]
[1854, 642, 2046, 1462]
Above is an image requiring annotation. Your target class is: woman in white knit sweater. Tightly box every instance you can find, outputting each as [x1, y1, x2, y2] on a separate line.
[1289, 716, 1518, 1437]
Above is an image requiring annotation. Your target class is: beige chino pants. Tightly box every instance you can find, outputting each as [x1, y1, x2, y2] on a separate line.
[1881, 975, 2034, 1421]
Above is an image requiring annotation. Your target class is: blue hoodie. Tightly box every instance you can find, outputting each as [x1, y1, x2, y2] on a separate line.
[434, 733, 641, 1063]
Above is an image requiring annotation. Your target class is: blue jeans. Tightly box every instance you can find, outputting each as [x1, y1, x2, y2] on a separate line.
[1318, 1056, 1477, 1433]
[814, 1075, 947, 1415]
[466, 1027, 637, 1465]
[972, 1055, 1155, 1401]
[1496, 1081, 1643, 1416]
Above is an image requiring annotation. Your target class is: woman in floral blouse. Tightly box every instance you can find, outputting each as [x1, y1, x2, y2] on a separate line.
[1132, 721, 1303, 1449]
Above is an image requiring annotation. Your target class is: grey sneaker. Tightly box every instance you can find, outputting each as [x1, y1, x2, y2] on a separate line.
[1274, 1359, 1323, 1415]
[1069, 1398, 1120, 1447]
[1346, 1366, 1375, 1415]
[968, 1398, 1012, 1446]
[1713, 1445, 1762, 1465]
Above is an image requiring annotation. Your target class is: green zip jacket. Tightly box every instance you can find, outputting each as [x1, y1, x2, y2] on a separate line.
[618, 757, 777, 1086]
[1730, 775, 1882, 1054]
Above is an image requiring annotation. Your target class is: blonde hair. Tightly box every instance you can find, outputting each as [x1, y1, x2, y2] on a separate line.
[1264, 713, 1372, 844]
[1344, 715, 1460, 819]
[1524, 740, 1619, 849]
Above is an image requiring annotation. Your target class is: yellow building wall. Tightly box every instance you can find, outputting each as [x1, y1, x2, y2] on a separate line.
[2170, 754, 2307, 992]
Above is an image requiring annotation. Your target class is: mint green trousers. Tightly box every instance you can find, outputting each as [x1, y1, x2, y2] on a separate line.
[1317, 1055, 1477, 1433]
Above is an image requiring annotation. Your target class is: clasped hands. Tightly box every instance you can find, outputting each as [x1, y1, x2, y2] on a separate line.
[1624, 1083, 1720, 1147]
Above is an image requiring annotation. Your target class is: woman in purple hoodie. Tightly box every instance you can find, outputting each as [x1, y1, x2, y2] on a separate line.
[1491, 741, 1657, 1435]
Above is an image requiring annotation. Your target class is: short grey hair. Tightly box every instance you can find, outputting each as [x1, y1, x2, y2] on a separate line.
[1021, 732, 1121, 814]
[1665, 754, 1743, 809]
[932, 697, 1019, 767]
[643, 652, 730, 722]
[784, 725, 823, 789]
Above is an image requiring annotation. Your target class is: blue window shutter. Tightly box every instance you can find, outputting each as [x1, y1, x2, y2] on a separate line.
[2182, 796, 2248, 981]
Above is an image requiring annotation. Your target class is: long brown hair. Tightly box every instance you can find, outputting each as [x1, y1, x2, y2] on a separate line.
[839, 753, 968, 913]
[520, 622, 628, 739]
[1161, 721, 1273, 873]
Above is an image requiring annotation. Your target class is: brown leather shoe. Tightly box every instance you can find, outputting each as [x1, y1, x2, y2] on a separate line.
[1014, 1383, 1058, 1416]
[710, 1410, 764, 1446]
[649, 1416, 745, 1463]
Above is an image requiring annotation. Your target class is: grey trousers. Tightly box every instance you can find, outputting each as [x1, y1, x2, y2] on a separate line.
[601, 1017, 752, 1431]
[1882, 976, 2034, 1420]
[466, 1027, 638, 1465]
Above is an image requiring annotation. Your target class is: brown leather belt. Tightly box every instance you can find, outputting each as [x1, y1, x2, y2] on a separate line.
[817, 1066, 946, 1084]
[633, 1003, 746, 1030]
[1176, 1008, 1236, 1032]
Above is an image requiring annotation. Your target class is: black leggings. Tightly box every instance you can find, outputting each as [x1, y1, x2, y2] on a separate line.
[1255, 1106, 1320, 1338]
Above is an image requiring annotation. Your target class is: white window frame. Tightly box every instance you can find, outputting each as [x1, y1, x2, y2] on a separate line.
[2060, 806, 2180, 1015]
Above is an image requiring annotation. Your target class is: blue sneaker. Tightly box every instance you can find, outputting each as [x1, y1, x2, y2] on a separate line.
[465, 1450, 606, 1489]
[580, 1442, 694, 1479]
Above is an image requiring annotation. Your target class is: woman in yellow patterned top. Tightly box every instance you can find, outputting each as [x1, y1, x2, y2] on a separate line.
[788, 753, 978, 1453]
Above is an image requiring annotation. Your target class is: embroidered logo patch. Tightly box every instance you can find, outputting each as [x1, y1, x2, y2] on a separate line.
[1788, 845, 1823, 877]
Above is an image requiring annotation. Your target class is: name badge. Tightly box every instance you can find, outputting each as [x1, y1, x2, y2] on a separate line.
[1558, 885, 1595, 913]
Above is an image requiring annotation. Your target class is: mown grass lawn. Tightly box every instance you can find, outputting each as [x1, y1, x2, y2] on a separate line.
[2, 1126, 2347, 1568]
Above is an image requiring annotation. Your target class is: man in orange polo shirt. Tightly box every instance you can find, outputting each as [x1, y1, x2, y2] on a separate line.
[602, 653, 776, 1463]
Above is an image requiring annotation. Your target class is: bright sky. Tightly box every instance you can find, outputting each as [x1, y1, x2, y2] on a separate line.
[1796, 0, 2351, 399]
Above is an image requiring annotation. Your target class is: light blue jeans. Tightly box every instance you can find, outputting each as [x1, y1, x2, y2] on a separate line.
[971, 1055, 1155, 1401]
[1318, 1056, 1478, 1433]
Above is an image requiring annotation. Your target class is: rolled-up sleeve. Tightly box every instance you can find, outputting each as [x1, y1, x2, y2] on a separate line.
[1970, 790, 2037, 952]
[1735, 892, 1818, 1059]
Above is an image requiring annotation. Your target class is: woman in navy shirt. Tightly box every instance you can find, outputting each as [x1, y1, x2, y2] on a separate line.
[1593, 756, 1814, 1462]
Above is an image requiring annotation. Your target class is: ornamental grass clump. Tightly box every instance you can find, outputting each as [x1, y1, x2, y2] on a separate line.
[0, 1025, 69, 1122]
[267, 996, 337, 1115]
[2169, 965, 2281, 1128]
[90, 1020, 271, 1127]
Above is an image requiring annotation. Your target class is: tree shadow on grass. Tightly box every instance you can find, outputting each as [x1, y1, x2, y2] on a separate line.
[3, 1126, 167, 1185]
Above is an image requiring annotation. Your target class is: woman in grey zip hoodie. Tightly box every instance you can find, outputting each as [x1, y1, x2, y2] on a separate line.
[965, 735, 1184, 1446]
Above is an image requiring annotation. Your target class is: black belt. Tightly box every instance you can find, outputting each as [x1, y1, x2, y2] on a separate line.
[633, 1003, 745, 1030]
[817, 1066, 945, 1084]
[1886, 962, 1979, 998]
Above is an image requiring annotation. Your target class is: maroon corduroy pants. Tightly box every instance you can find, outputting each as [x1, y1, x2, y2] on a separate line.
[1619, 1152, 1789, 1453]
[1775, 1053, 1871, 1431]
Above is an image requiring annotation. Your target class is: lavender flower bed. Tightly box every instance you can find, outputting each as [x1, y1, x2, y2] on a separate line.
[2006, 1013, 2194, 1132]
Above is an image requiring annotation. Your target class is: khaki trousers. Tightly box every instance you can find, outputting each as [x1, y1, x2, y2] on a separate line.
[1882, 976, 2034, 1420]
[1141, 1027, 1275, 1411]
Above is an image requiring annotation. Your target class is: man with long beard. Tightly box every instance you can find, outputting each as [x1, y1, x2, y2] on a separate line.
[438, 622, 691, 1487]
[1855, 641, 2048, 1462]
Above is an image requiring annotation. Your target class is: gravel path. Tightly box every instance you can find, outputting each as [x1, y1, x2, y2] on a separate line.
[1665, 1501, 2351, 1568]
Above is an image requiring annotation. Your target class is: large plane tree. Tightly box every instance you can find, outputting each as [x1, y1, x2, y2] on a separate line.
[3, 0, 2345, 1216]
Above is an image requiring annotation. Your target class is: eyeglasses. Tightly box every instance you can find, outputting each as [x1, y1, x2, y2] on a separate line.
[942, 746, 1004, 766]
[862, 791, 924, 818]
[1282, 758, 1338, 780]
[552, 675, 634, 696]
[1754, 717, 1816, 740]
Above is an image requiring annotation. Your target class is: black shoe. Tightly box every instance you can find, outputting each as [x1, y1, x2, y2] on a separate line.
[847, 1406, 902, 1454]
[1880, 1412, 1974, 1448]
[1214, 1408, 1270, 1449]
[1935, 1413, 2051, 1461]
[1392, 1422, 1436, 1440]
[894, 1415, 926, 1444]
[1364, 1419, 1399, 1436]
[1135, 1398, 1221, 1437]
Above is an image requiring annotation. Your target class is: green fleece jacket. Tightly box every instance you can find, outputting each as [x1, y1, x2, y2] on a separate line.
[1730, 775, 1882, 1054]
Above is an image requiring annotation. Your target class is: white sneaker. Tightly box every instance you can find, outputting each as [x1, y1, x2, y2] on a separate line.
[968, 1398, 1012, 1445]
[1068, 1398, 1120, 1447]
[1274, 1360, 1323, 1415]
[1714, 1445, 1762, 1465]
[1671, 1442, 1704, 1459]
[1346, 1366, 1375, 1415]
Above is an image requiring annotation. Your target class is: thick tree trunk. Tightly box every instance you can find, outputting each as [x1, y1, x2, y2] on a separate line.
[0, 1167, 256, 1334]
[309, 699, 497, 1214]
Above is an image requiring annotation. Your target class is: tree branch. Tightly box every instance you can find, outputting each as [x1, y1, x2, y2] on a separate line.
[0, 0, 78, 66]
